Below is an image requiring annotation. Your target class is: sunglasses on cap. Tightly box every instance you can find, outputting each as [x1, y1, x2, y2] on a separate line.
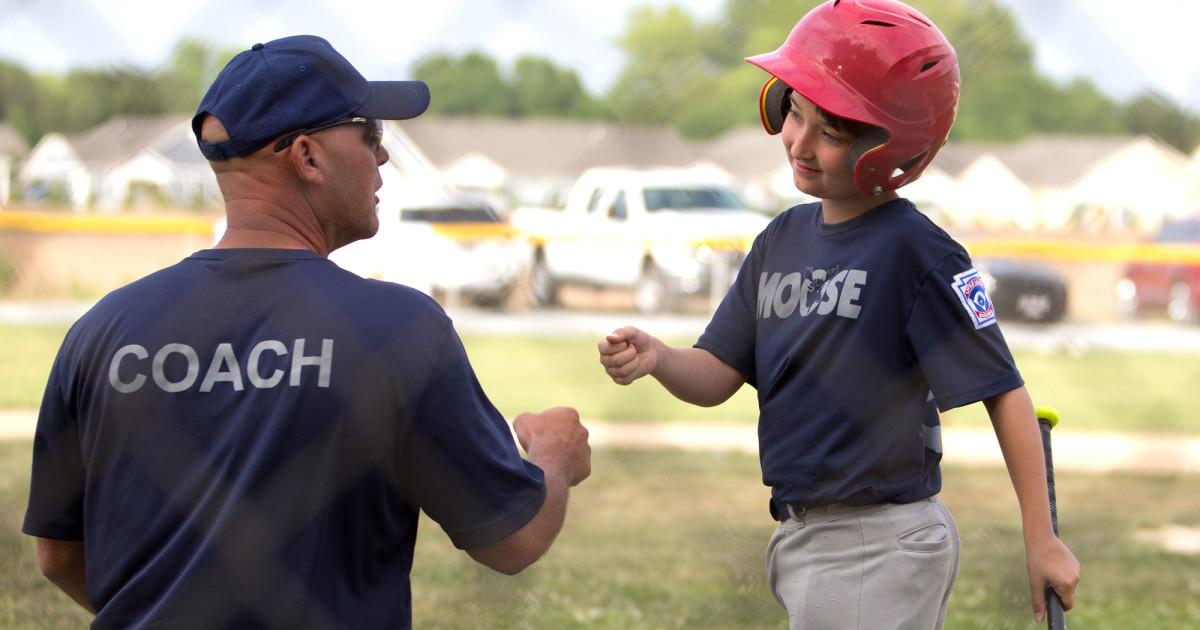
[273, 117, 384, 153]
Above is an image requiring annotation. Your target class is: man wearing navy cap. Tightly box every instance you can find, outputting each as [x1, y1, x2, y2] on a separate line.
[23, 35, 591, 629]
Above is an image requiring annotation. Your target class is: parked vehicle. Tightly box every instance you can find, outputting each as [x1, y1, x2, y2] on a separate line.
[975, 257, 1069, 323]
[511, 167, 770, 313]
[330, 193, 529, 307]
[1116, 216, 1200, 323]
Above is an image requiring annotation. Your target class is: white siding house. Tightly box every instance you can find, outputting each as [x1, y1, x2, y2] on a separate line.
[15, 114, 1200, 236]
[19, 116, 219, 211]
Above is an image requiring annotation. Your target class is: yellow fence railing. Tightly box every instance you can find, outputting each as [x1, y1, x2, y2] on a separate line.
[965, 238, 1200, 265]
[5, 212, 1200, 266]
[0, 212, 215, 236]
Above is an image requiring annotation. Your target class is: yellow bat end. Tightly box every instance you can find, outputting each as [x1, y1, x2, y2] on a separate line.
[1035, 405, 1060, 428]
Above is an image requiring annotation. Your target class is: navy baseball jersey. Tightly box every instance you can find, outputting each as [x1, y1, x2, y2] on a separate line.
[24, 249, 546, 629]
[697, 200, 1023, 510]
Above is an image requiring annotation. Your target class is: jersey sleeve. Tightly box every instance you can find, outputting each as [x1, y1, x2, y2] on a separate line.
[907, 252, 1025, 411]
[694, 225, 772, 388]
[23, 344, 87, 541]
[399, 326, 546, 551]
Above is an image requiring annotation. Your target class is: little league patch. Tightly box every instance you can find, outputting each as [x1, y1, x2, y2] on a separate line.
[952, 269, 997, 329]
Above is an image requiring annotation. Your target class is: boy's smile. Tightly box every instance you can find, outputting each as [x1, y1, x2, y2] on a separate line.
[781, 91, 896, 222]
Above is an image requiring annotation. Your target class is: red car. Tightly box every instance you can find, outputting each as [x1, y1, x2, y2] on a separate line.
[1116, 217, 1200, 323]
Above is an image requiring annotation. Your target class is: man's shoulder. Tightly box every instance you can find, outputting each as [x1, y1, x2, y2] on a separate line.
[79, 252, 449, 332]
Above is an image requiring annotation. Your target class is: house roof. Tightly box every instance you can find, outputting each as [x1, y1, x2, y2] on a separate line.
[0, 123, 30, 159]
[987, 135, 1147, 186]
[928, 143, 983, 178]
[65, 115, 192, 165]
[692, 126, 786, 181]
[933, 135, 1158, 186]
[395, 116, 703, 177]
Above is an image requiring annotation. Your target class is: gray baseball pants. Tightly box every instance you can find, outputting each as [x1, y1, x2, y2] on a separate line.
[765, 496, 960, 629]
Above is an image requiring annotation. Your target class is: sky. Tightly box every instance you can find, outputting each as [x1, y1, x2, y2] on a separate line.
[1, 0, 1199, 113]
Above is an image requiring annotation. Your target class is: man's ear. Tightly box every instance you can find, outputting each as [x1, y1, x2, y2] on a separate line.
[286, 135, 324, 184]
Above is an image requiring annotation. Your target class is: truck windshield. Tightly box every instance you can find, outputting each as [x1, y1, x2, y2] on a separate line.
[643, 187, 747, 212]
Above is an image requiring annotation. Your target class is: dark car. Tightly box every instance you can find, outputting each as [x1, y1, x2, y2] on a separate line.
[1116, 217, 1200, 323]
[975, 257, 1069, 323]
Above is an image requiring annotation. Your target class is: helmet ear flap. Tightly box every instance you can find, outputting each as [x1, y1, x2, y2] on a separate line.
[847, 127, 890, 193]
[759, 77, 789, 135]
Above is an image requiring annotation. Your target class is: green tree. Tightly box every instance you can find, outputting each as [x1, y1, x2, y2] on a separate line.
[672, 64, 764, 139]
[1029, 78, 1124, 135]
[605, 5, 718, 125]
[160, 39, 234, 114]
[0, 60, 39, 143]
[51, 66, 168, 133]
[511, 55, 606, 118]
[1122, 93, 1200, 153]
[718, 0, 821, 64]
[412, 52, 513, 116]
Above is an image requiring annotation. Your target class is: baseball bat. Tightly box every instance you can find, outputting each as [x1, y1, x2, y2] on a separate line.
[1036, 405, 1067, 630]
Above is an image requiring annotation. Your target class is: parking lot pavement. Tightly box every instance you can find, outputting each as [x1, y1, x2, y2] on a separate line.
[0, 300, 94, 326]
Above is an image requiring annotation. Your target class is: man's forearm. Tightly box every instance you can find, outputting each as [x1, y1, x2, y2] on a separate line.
[36, 538, 94, 613]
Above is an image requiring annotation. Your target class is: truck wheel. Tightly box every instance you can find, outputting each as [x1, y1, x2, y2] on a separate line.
[530, 256, 559, 307]
[635, 264, 671, 314]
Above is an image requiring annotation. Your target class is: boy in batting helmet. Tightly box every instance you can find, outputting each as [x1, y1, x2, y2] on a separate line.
[600, 1, 1079, 627]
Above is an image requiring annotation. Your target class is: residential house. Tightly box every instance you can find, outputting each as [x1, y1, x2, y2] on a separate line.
[18, 114, 1200, 237]
[0, 123, 30, 207]
[19, 116, 219, 212]
[925, 143, 1037, 229]
[944, 135, 1199, 232]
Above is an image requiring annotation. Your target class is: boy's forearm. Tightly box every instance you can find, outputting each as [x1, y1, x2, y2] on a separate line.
[652, 346, 744, 407]
[984, 387, 1056, 540]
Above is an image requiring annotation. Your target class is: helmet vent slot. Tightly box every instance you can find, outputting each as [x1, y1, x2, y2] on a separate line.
[896, 153, 925, 177]
[920, 61, 940, 73]
[861, 20, 897, 27]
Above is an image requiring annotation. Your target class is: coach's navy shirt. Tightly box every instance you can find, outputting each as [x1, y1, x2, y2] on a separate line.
[698, 200, 1023, 509]
[24, 249, 546, 629]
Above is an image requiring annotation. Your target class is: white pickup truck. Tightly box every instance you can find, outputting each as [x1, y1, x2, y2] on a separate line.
[511, 167, 771, 313]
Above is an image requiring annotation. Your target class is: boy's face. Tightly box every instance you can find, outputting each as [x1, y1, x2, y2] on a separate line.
[780, 91, 863, 204]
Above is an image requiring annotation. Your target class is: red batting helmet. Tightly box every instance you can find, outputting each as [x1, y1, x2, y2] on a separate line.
[746, 0, 960, 195]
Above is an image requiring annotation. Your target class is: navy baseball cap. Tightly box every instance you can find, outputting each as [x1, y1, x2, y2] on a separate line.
[193, 35, 430, 160]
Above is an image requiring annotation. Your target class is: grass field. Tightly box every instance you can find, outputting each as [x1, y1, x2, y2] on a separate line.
[3, 322, 1199, 627]
[4, 323, 1196, 434]
[2, 442, 1198, 629]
